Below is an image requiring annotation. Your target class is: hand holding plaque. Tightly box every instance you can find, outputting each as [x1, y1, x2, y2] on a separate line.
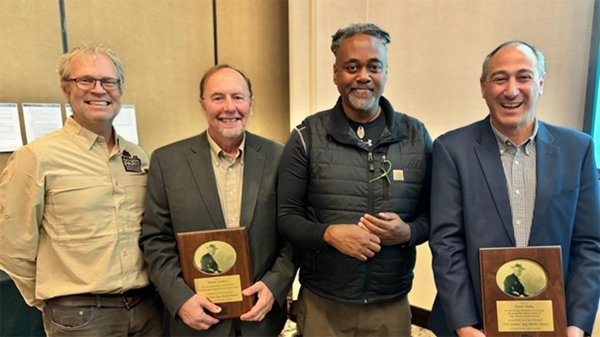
[177, 227, 255, 319]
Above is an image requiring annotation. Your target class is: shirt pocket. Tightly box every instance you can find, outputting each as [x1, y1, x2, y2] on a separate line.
[120, 173, 147, 214]
[46, 175, 114, 243]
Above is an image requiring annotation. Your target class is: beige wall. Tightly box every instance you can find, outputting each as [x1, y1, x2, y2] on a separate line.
[0, 0, 64, 169]
[290, 0, 593, 136]
[0, 0, 289, 170]
[289, 0, 599, 332]
[65, 0, 216, 153]
[216, 0, 290, 143]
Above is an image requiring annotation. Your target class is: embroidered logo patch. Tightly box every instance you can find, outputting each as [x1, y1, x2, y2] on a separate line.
[122, 150, 142, 173]
[392, 169, 404, 181]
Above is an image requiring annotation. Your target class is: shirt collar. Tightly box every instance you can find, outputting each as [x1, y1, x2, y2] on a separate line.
[64, 117, 120, 152]
[490, 118, 538, 155]
[207, 131, 245, 167]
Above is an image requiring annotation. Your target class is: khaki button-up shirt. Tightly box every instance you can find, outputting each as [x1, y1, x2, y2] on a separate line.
[0, 118, 150, 309]
[207, 132, 244, 228]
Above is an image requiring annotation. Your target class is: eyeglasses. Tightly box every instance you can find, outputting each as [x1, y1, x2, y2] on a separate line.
[68, 77, 120, 91]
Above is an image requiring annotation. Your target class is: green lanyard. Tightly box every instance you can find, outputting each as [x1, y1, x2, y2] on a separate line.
[369, 159, 392, 184]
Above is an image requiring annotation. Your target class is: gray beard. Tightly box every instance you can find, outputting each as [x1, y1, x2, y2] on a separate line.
[348, 94, 377, 112]
[218, 127, 245, 139]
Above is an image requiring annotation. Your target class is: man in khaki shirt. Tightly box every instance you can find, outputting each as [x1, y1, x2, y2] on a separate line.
[0, 45, 163, 336]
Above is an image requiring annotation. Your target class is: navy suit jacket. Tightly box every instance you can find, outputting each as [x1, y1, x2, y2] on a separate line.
[429, 117, 600, 336]
[140, 132, 297, 337]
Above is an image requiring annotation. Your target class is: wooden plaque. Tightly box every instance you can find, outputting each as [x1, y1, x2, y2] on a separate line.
[176, 227, 255, 319]
[480, 246, 566, 337]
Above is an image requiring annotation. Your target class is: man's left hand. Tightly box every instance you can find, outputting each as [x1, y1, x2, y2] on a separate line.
[359, 212, 410, 245]
[240, 281, 274, 322]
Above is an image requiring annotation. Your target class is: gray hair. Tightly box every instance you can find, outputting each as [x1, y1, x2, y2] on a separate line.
[58, 45, 125, 93]
[481, 40, 546, 82]
[331, 23, 391, 56]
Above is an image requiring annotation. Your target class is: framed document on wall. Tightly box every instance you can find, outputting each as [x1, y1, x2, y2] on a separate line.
[176, 227, 255, 319]
[479, 246, 566, 337]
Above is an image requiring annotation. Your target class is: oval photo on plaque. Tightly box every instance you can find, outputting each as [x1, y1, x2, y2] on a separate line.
[495, 258, 548, 298]
[193, 240, 237, 275]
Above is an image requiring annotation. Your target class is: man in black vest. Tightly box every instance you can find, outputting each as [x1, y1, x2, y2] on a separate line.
[277, 23, 432, 337]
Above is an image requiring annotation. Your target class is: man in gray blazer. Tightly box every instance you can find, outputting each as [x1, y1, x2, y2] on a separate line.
[140, 64, 297, 336]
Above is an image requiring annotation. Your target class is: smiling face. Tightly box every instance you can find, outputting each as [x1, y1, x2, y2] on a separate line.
[200, 68, 253, 148]
[334, 34, 387, 121]
[480, 43, 544, 143]
[61, 52, 122, 131]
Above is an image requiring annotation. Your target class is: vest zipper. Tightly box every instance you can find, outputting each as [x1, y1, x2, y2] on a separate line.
[381, 154, 389, 200]
[364, 151, 375, 303]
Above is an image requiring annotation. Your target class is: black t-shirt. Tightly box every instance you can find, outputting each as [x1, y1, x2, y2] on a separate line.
[347, 112, 386, 148]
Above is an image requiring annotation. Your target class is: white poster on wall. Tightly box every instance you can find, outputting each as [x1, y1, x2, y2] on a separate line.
[65, 103, 72, 118]
[22, 103, 63, 143]
[0, 103, 24, 152]
[113, 105, 139, 145]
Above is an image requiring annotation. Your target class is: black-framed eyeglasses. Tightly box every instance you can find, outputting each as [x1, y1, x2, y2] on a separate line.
[68, 77, 120, 91]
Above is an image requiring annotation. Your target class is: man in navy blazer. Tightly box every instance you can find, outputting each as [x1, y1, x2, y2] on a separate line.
[140, 65, 297, 336]
[429, 40, 600, 337]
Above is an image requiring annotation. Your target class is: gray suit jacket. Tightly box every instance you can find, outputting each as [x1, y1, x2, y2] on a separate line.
[141, 131, 297, 337]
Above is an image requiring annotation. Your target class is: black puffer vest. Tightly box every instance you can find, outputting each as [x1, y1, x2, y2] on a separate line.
[299, 97, 429, 304]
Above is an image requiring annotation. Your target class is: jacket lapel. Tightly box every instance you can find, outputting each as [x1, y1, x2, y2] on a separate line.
[474, 119, 516, 245]
[530, 123, 558, 243]
[188, 132, 226, 229]
[240, 133, 264, 228]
